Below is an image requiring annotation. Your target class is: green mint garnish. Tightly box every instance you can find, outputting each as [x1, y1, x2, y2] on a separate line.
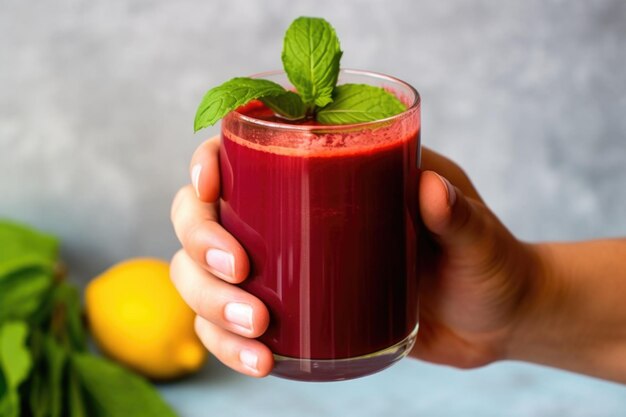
[281, 16, 342, 108]
[193, 16, 407, 131]
[316, 84, 407, 124]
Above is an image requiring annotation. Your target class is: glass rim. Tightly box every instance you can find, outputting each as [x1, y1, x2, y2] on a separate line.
[228, 68, 421, 132]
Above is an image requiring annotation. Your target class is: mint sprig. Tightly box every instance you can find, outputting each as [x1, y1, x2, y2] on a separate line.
[193, 16, 407, 131]
[0, 220, 178, 417]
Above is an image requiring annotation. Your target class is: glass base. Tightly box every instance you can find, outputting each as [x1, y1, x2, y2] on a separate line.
[271, 325, 418, 382]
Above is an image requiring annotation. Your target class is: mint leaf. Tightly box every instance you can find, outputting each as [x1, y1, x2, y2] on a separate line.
[0, 220, 58, 266]
[0, 322, 32, 388]
[45, 337, 66, 417]
[0, 265, 54, 322]
[68, 367, 89, 417]
[261, 91, 306, 120]
[29, 334, 67, 417]
[0, 220, 58, 323]
[56, 284, 87, 351]
[282, 17, 342, 107]
[316, 84, 407, 124]
[194, 77, 287, 131]
[28, 330, 48, 417]
[0, 391, 19, 417]
[0, 321, 32, 417]
[71, 353, 178, 417]
[0, 370, 6, 400]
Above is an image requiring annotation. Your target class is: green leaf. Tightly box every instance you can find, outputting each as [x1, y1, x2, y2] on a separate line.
[0, 266, 53, 322]
[0, 256, 55, 283]
[0, 220, 58, 323]
[47, 340, 66, 417]
[194, 77, 287, 131]
[316, 84, 407, 124]
[282, 16, 342, 107]
[29, 335, 68, 417]
[261, 91, 306, 120]
[0, 371, 11, 416]
[71, 353, 178, 417]
[0, 322, 31, 389]
[67, 368, 88, 417]
[0, 368, 5, 398]
[0, 391, 19, 417]
[28, 330, 48, 417]
[0, 220, 58, 267]
[0, 322, 32, 417]
[56, 284, 87, 352]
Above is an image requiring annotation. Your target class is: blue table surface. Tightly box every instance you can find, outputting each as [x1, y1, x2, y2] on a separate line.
[158, 356, 626, 417]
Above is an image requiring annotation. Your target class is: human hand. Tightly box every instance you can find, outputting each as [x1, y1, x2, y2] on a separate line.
[410, 151, 538, 368]
[170, 136, 540, 376]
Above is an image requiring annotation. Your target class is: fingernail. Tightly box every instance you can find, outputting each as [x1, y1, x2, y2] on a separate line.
[205, 249, 235, 280]
[239, 349, 258, 373]
[224, 302, 253, 332]
[436, 173, 457, 206]
[191, 163, 202, 198]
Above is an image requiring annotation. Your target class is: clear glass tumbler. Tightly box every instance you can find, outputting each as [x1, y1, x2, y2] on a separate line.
[219, 69, 421, 381]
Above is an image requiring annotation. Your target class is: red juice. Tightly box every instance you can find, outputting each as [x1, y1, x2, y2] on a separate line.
[219, 71, 421, 381]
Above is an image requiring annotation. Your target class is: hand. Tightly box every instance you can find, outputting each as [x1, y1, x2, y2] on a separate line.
[170, 136, 539, 376]
[410, 152, 538, 368]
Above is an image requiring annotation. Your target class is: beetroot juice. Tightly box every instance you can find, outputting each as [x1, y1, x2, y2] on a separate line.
[219, 70, 421, 381]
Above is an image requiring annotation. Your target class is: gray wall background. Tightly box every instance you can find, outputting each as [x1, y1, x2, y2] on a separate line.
[2, 0, 625, 283]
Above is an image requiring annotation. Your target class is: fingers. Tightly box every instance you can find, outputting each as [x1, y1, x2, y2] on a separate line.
[174, 135, 273, 377]
[421, 147, 483, 203]
[170, 249, 270, 338]
[170, 247, 273, 378]
[190, 136, 221, 202]
[419, 170, 487, 249]
[171, 185, 249, 283]
[195, 316, 274, 377]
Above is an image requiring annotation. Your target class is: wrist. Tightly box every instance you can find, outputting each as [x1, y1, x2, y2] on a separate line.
[503, 240, 626, 383]
[503, 242, 562, 363]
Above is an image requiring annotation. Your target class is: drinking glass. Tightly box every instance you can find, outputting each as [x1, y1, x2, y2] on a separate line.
[219, 69, 421, 381]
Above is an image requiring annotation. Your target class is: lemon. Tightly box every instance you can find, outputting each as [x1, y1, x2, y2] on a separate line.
[85, 258, 206, 380]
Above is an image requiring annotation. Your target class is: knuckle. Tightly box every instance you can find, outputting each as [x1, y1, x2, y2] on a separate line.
[195, 316, 220, 353]
[169, 249, 185, 271]
[168, 249, 187, 283]
[194, 316, 218, 354]
[183, 220, 207, 252]
[223, 340, 242, 366]
[192, 136, 220, 163]
[206, 135, 221, 149]
[194, 284, 216, 320]
[170, 185, 192, 224]
[194, 315, 205, 339]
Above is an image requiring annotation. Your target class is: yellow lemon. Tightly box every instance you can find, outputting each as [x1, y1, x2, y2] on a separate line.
[85, 258, 206, 380]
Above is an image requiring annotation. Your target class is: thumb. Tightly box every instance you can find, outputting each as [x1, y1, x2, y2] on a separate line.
[419, 170, 485, 249]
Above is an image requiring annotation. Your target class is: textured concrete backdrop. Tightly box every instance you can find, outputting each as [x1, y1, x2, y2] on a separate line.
[2, 0, 626, 280]
[2, 0, 626, 415]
